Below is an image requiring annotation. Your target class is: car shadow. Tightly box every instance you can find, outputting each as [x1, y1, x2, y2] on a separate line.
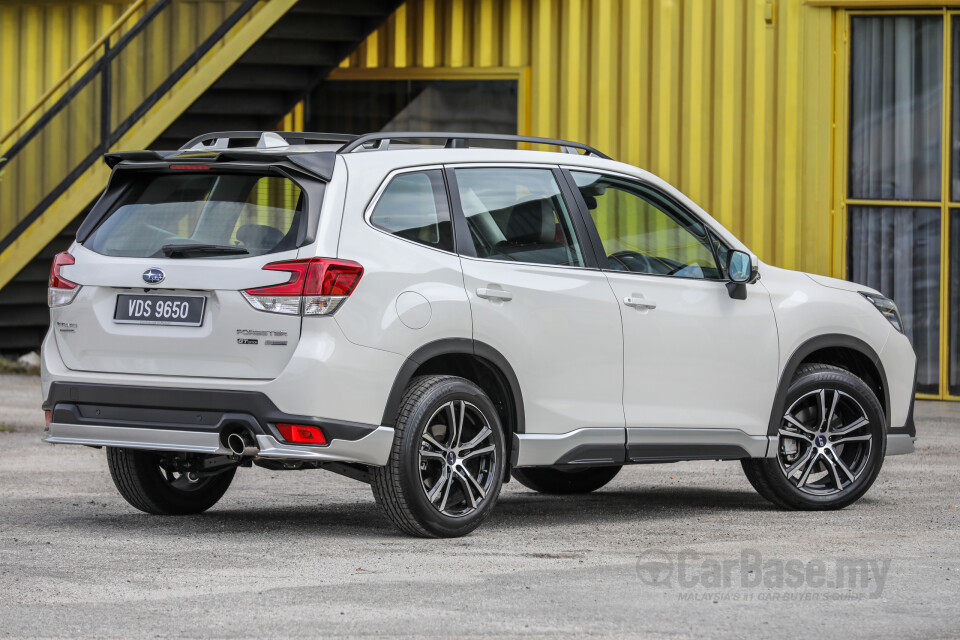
[58, 486, 776, 539]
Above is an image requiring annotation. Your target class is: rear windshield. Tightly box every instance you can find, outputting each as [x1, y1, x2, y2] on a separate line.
[84, 172, 305, 258]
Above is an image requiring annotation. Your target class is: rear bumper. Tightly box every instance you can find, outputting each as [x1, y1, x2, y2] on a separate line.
[42, 382, 394, 466]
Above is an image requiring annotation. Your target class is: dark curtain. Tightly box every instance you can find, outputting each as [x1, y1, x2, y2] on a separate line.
[850, 207, 941, 393]
[849, 16, 942, 201]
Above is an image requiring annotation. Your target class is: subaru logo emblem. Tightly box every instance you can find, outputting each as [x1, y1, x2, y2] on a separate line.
[142, 268, 165, 285]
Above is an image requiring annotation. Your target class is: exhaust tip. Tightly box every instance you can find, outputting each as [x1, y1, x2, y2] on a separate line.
[226, 431, 259, 457]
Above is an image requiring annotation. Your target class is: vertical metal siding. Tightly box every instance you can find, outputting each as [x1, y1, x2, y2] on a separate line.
[340, 0, 836, 276]
[0, 2, 140, 140]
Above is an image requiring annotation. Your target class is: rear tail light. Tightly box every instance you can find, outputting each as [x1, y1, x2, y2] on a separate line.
[48, 252, 80, 307]
[241, 258, 363, 316]
[276, 423, 327, 445]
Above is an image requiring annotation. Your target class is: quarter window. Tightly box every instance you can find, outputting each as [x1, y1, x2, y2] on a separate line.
[570, 171, 722, 280]
[370, 170, 453, 252]
[454, 168, 584, 267]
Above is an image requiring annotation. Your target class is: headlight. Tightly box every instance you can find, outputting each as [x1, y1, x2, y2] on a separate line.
[860, 292, 903, 333]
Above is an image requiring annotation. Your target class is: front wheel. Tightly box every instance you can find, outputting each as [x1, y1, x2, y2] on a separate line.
[742, 363, 886, 510]
[371, 375, 506, 538]
[512, 466, 622, 495]
[106, 448, 236, 515]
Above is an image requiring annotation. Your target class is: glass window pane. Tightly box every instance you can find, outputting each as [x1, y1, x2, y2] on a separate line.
[849, 206, 941, 394]
[571, 171, 722, 280]
[84, 173, 305, 258]
[950, 211, 960, 396]
[454, 168, 584, 267]
[850, 16, 942, 201]
[370, 171, 453, 252]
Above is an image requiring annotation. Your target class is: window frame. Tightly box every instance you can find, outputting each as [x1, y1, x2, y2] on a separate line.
[444, 163, 603, 270]
[559, 167, 733, 283]
[363, 165, 459, 256]
[838, 9, 960, 401]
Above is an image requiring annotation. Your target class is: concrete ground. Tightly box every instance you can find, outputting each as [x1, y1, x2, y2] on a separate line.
[0, 374, 958, 639]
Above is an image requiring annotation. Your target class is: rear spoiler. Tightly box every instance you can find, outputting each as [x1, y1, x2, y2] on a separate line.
[102, 149, 336, 181]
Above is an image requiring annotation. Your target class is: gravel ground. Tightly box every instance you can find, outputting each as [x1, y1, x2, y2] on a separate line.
[0, 374, 958, 639]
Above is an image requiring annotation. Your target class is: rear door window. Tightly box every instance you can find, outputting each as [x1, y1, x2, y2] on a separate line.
[84, 172, 305, 258]
[453, 167, 585, 267]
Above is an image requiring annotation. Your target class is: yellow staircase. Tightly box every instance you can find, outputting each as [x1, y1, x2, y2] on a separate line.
[0, 0, 401, 351]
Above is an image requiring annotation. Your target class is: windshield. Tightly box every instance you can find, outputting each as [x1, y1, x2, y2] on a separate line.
[84, 172, 306, 258]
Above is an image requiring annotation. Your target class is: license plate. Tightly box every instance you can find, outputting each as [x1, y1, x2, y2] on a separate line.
[113, 294, 206, 326]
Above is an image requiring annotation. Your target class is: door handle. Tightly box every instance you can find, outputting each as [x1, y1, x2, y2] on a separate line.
[477, 287, 513, 301]
[623, 296, 656, 310]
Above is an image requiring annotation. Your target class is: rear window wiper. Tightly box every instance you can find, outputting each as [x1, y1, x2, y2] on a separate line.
[161, 243, 249, 258]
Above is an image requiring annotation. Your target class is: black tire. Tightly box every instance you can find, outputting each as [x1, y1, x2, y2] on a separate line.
[742, 363, 887, 510]
[512, 465, 622, 495]
[106, 448, 236, 515]
[371, 375, 506, 538]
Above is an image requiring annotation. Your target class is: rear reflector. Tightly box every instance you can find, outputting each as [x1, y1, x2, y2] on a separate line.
[276, 423, 327, 445]
[44, 410, 51, 431]
[242, 258, 363, 316]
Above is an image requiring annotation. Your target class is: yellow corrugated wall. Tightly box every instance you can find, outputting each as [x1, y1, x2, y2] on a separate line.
[0, 1, 143, 140]
[338, 0, 837, 276]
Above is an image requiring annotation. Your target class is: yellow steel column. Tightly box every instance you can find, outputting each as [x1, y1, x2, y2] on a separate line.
[712, 0, 736, 230]
[681, 0, 705, 205]
[745, 0, 768, 257]
[560, 0, 583, 143]
[532, 0, 557, 139]
[778, 0, 801, 271]
[505, 0, 524, 68]
[421, 0, 437, 68]
[589, 0, 616, 159]
[620, 0, 643, 168]
[447, 0, 464, 67]
[650, 0, 674, 184]
[392, 3, 408, 68]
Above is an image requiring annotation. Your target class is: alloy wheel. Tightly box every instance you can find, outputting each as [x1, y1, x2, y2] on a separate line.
[418, 400, 498, 517]
[777, 388, 873, 496]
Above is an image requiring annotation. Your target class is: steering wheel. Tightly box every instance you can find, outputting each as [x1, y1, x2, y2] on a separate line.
[608, 250, 654, 274]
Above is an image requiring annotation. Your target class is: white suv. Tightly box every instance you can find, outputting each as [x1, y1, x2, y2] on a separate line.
[41, 131, 917, 537]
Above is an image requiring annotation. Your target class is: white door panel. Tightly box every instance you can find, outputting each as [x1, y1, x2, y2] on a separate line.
[461, 258, 624, 435]
[608, 273, 779, 435]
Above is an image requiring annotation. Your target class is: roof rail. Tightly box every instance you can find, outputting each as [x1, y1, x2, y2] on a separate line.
[180, 131, 357, 151]
[336, 132, 610, 159]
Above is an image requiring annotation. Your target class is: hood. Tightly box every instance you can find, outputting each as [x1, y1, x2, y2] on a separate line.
[804, 273, 880, 296]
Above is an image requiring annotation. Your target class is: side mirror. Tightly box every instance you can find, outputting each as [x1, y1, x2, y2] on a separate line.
[727, 250, 754, 283]
[726, 250, 758, 299]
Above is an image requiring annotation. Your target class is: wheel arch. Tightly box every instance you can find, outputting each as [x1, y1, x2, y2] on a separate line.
[768, 334, 890, 436]
[381, 338, 525, 442]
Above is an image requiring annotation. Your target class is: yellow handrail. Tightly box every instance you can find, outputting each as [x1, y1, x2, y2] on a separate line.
[0, 0, 149, 148]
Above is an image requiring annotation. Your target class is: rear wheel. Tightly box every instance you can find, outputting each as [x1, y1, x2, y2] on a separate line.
[106, 448, 236, 515]
[512, 465, 622, 495]
[742, 363, 886, 510]
[371, 375, 505, 538]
